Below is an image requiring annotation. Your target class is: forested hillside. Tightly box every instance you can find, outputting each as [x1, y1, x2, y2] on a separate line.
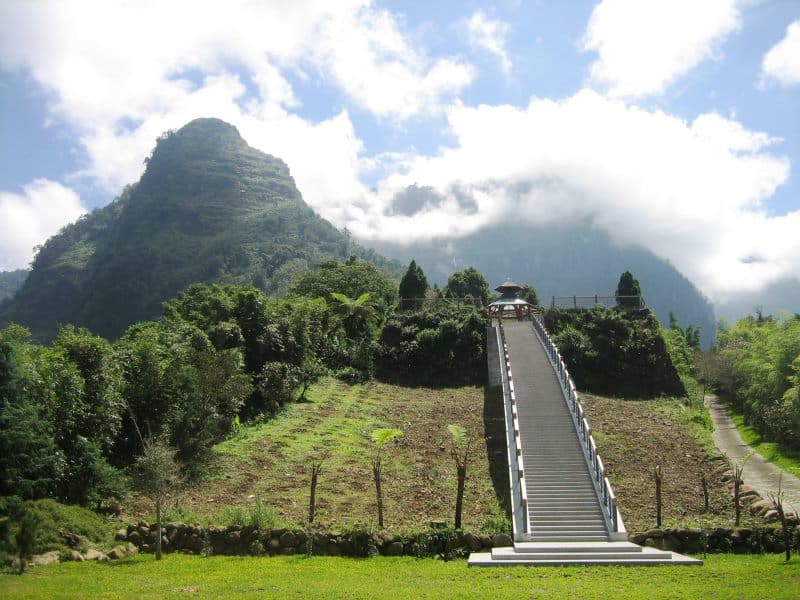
[0, 270, 27, 302]
[0, 119, 398, 341]
[372, 222, 716, 347]
[0, 262, 489, 514]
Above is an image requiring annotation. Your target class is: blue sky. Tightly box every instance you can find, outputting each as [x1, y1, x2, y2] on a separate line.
[1, 0, 799, 302]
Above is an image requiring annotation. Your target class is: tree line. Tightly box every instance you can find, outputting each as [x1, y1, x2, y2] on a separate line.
[713, 313, 800, 449]
[0, 258, 499, 514]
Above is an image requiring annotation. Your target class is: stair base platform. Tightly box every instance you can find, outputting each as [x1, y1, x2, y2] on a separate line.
[468, 541, 702, 566]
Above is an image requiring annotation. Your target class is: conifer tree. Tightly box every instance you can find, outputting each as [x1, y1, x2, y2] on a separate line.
[398, 260, 428, 306]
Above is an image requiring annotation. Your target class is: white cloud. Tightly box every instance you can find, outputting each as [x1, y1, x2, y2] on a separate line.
[467, 10, 513, 77]
[0, 179, 86, 270]
[346, 90, 795, 300]
[1, 0, 797, 302]
[761, 20, 800, 87]
[0, 0, 472, 193]
[315, 6, 474, 119]
[583, 0, 741, 99]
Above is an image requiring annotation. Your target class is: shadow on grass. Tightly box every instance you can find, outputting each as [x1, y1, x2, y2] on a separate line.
[483, 385, 511, 517]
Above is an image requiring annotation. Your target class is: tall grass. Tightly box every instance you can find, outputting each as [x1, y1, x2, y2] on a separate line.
[220, 496, 281, 529]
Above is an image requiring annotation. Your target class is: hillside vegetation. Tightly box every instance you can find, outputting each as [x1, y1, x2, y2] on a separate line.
[0, 119, 399, 341]
[373, 221, 716, 348]
[544, 306, 685, 398]
[0, 271, 27, 303]
[714, 314, 800, 452]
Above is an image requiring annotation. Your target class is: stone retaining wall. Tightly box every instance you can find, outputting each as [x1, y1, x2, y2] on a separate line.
[117, 522, 515, 558]
[117, 520, 800, 558]
[629, 526, 799, 554]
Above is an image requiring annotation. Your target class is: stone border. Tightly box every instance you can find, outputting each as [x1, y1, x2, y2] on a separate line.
[629, 526, 799, 554]
[116, 522, 516, 558]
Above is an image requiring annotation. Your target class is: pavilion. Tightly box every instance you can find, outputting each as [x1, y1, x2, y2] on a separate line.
[485, 279, 540, 321]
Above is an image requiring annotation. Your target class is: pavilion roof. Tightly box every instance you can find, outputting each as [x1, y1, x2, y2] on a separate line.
[494, 279, 523, 294]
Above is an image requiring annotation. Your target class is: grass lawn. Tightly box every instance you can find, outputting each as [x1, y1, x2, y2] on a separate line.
[2, 553, 799, 599]
[728, 412, 800, 479]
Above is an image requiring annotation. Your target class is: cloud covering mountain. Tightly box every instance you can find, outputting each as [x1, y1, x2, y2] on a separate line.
[1, 0, 799, 304]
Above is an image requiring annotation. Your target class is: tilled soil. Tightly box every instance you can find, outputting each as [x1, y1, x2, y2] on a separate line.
[580, 393, 756, 532]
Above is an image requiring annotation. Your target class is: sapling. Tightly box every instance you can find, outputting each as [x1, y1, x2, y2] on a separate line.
[700, 471, 709, 512]
[14, 509, 41, 574]
[370, 428, 403, 528]
[133, 438, 183, 560]
[308, 455, 327, 525]
[448, 424, 471, 529]
[767, 475, 794, 562]
[654, 466, 663, 528]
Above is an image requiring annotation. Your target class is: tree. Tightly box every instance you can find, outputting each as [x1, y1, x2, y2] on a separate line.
[370, 428, 403, 528]
[615, 271, 643, 309]
[289, 259, 398, 313]
[43, 328, 128, 506]
[329, 292, 380, 339]
[132, 438, 183, 560]
[519, 284, 540, 306]
[398, 260, 428, 307]
[170, 348, 252, 472]
[448, 424, 471, 529]
[732, 452, 754, 526]
[443, 267, 492, 305]
[0, 336, 59, 501]
[14, 508, 42, 574]
[767, 476, 793, 562]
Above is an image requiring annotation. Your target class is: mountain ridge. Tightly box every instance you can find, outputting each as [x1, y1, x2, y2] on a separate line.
[369, 222, 717, 347]
[0, 118, 399, 340]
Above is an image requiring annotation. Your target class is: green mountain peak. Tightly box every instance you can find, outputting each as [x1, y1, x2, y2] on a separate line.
[1, 119, 397, 341]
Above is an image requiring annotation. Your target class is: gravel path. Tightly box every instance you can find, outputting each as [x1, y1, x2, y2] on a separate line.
[705, 395, 800, 510]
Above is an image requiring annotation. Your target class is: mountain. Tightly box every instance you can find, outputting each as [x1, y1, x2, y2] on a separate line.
[0, 269, 28, 303]
[370, 223, 716, 347]
[0, 118, 398, 341]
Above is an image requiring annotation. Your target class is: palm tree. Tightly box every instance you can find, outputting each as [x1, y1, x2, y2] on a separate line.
[371, 428, 403, 528]
[329, 292, 379, 338]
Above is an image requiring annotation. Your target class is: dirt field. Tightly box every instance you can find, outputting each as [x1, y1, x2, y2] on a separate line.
[581, 393, 755, 532]
[124, 379, 755, 535]
[126, 378, 507, 532]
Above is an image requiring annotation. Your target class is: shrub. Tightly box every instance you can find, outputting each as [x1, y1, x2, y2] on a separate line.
[544, 307, 685, 398]
[0, 499, 114, 559]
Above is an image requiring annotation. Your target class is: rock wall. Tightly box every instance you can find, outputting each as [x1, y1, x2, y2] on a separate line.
[629, 526, 799, 554]
[116, 522, 513, 558]
[117, 520, 800, 558]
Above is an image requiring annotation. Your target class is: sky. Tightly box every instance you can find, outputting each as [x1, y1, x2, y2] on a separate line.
[1, 0, 799, 304]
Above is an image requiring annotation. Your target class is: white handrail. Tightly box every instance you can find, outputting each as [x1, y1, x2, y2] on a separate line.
[530, 317, 622, 534]
[495, 323, 528, 539]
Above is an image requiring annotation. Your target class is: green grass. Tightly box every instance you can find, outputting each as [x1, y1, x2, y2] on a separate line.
[728, 412, 800, 479]
[655, 397, 721, 460]
[1, 553, 798, 599]
[0, 499, 116, 560]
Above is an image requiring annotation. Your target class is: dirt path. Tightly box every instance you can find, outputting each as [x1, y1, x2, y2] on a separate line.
[705, 395, 800, 509]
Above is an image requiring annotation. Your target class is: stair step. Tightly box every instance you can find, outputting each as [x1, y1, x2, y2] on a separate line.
[492, 551, 665, 562]
[513, 542, 642, 553]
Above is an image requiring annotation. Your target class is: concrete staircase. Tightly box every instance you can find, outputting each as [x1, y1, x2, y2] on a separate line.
[469, 541, 700, 566]
[469, 320, 701, 566]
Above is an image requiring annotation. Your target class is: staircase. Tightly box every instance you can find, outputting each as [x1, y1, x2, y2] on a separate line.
[469, 320, 701, 566]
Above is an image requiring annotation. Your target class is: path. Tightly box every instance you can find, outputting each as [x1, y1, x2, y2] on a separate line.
[705, 395, 800, 509]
